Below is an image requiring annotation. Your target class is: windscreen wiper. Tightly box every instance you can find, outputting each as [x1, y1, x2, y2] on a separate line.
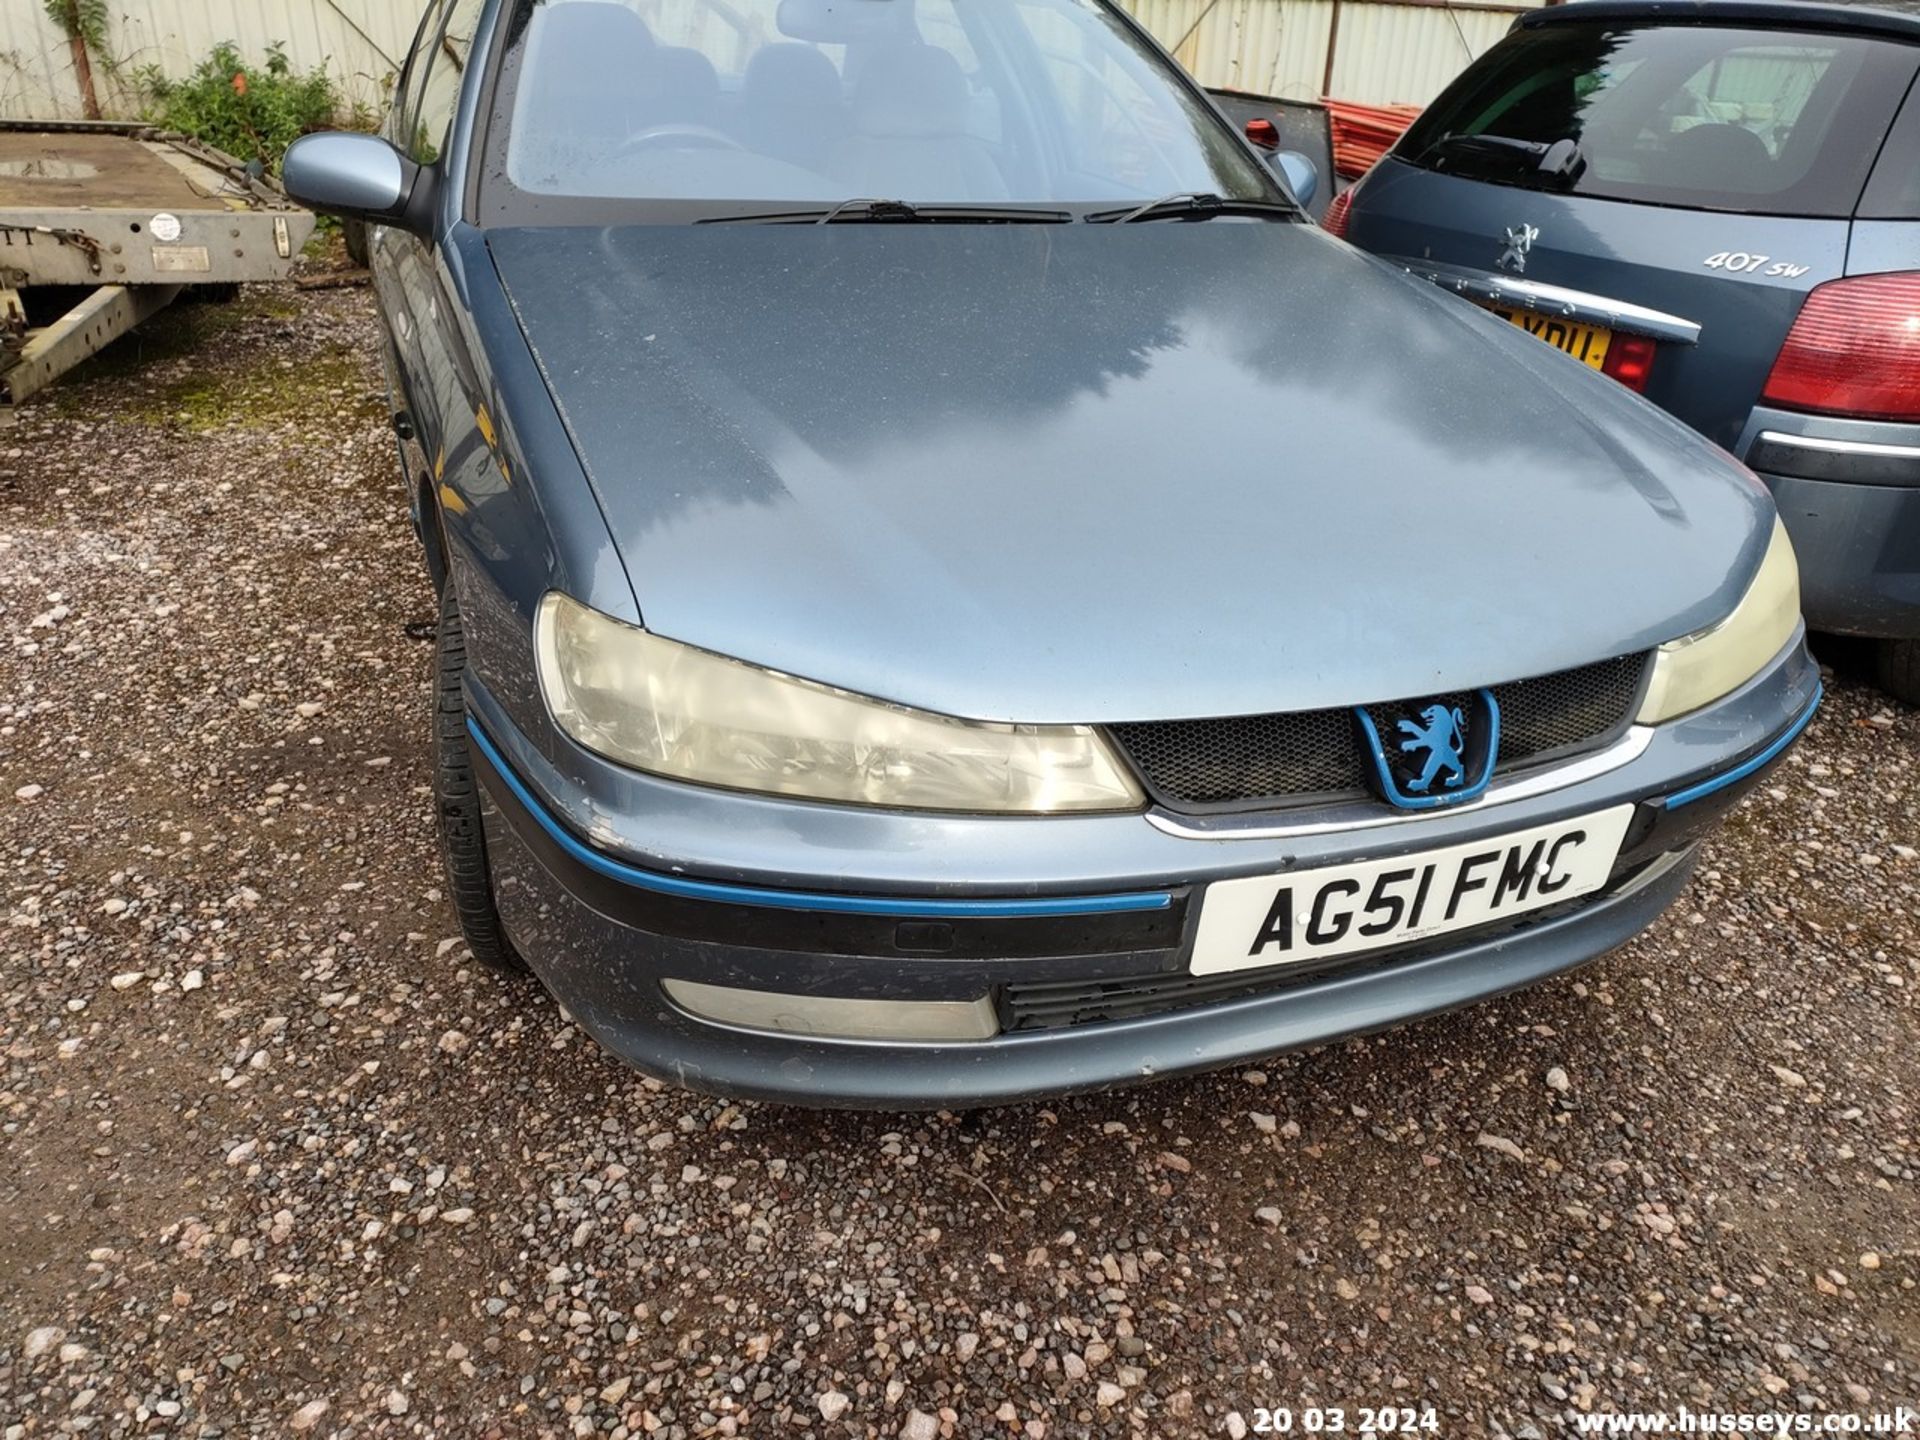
[1423, 133, 1584, 180]
[1085, 192, 1300, 224]
[701, 199, 1075, 225]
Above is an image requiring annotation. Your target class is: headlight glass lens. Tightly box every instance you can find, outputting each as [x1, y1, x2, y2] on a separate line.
[535, 593, 1145, 813]
[1637, 517, 1801, 724]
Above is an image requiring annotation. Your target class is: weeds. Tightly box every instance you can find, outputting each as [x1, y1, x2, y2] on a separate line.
[42, 0, 110, 57]
[139, 42, 375, 174]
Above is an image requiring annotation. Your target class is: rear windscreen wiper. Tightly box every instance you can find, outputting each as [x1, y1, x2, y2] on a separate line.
[701, 199, 1075, 225]
[1423, 133, 1584, 181]
[1086, 192, 1300, 224]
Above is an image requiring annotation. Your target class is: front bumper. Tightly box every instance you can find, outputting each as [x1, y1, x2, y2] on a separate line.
[473, 634, 1820, 1108]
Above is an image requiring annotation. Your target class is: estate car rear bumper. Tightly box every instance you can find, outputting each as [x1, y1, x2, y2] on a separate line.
[1739, 407, 1920, 640]
[472, 633, 1820, 1108]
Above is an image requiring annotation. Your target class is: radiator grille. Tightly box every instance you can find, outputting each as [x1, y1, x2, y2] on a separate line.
[1107, 654, 1647, 812]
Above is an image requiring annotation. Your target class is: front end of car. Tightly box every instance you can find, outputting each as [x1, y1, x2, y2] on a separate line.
[465, 519, 1818, 1108]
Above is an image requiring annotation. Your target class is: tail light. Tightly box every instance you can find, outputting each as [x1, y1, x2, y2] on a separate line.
[1321, 187, 1354, 239]
[1762, 272, 1920, 421]
[1602, 334, 1657, 393]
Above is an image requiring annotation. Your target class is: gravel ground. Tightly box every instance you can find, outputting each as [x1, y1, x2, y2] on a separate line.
[1, 280, 1916, 1440]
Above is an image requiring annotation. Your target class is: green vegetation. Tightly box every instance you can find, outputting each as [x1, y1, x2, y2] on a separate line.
[52, 297, 376, 431]
[42, 0, 110, 57]
[139, 42, 375, 175]
[139, 345, 376, 431]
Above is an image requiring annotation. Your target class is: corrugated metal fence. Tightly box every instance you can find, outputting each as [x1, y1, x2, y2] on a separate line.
[0, 0, 415, 121]
[1125, 0, 1532, 105]
[0, 0, 1536, 125]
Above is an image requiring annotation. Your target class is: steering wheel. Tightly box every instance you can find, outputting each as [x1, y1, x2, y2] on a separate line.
[613, 124, 747, 157]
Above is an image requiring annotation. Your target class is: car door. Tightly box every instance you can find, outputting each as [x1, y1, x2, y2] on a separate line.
[378, 0, 488, 546]
[373, 0, 449, 426]
[1344, 17, 1919, 452]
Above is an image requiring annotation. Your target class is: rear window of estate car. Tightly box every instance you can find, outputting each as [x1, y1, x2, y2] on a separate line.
[1397, 22, 1919, 217]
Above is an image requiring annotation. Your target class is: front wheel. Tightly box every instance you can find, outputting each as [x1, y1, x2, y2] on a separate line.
[1877, 638, 1920, 706]
[434, 586, 525, 972]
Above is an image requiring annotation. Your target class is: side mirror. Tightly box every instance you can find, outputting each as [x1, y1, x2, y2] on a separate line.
[284, 132, 434, 235]
[1273, 150, 1319, 209]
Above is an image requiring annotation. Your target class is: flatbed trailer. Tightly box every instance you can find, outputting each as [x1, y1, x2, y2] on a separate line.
[0, 119, 317, 424]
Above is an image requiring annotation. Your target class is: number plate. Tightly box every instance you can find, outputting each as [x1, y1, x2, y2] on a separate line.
[1483, 303, 1612, 370]
[1189, 806, 1635, 976]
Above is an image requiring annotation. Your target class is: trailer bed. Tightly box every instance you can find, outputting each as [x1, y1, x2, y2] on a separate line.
[0, 129, 212, 210]
[0, 121, 316, 421]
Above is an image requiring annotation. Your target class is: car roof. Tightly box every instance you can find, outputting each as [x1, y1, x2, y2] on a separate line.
[1519, 0, 1920, 42]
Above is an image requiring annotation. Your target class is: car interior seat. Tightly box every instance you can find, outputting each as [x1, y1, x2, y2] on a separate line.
[1660, 122, 1772, 192]
[516, 2, 658, 178]
[741, 43, 847, 172]
[829, 43, 1008, 200]
[650, 46, 722, 133]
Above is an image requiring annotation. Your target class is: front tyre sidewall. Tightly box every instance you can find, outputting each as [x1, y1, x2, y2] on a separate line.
[435, 587, 526, 972]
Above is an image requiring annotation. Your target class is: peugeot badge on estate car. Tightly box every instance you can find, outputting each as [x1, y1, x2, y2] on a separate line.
[1331, 0, 1920, 704]
[284, 0, 1819, 1107]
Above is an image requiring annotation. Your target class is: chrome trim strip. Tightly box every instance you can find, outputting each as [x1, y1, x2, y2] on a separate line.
[1607, 844, 1696, 901]
[1145, 726, 1655, 841]
[663, 979, 999, 1043]
[1391, 258, 1703, 346]
[1755, 430, 1920, 460]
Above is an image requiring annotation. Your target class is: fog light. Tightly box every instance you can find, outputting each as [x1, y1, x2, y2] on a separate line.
[663, 979, 998, 1042]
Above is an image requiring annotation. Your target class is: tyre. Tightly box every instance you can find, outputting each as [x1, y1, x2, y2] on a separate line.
[343, 218, 371, 267]
[1877, 638, 1920, 706]
[434, 586, 526, 972]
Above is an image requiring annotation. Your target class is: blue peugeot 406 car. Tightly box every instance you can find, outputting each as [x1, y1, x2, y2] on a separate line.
[285, 0, 1819, 1107]
[1330, 0, 1920, 703]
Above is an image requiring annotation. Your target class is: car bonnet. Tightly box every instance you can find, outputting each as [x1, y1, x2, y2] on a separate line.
[488, 221, 1773, 724]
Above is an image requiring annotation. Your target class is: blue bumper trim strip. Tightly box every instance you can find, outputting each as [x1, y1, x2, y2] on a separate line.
[1661, 684, 1822, 810]
[466, 720, 1175, 918]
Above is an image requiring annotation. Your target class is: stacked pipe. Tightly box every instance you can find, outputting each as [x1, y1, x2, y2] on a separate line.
[1323, 99, 1423, 179]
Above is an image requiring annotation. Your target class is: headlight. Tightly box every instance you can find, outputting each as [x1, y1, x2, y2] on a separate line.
[534, 593, 1145, 813]
[1637, 517, 1800, 724]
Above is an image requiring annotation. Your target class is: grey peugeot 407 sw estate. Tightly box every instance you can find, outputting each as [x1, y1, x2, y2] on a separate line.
[1331, 0, 1920, 703]
[284, 0, 1819, 1108]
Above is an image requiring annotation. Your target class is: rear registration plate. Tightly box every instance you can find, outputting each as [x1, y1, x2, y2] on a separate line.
[1484, 303, 1612, 370]
[1189, 806, 1635, 976]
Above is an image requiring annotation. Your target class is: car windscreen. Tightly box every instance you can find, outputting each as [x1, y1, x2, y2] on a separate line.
[477, 0, 1276, 223]
[1396, 22, 1919, 218]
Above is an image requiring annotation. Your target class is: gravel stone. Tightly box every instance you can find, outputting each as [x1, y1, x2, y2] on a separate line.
[289, 1398, 330, 1430]
[21, 1327, 63, 1360]
[1476, 1132, 1527, 1162]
